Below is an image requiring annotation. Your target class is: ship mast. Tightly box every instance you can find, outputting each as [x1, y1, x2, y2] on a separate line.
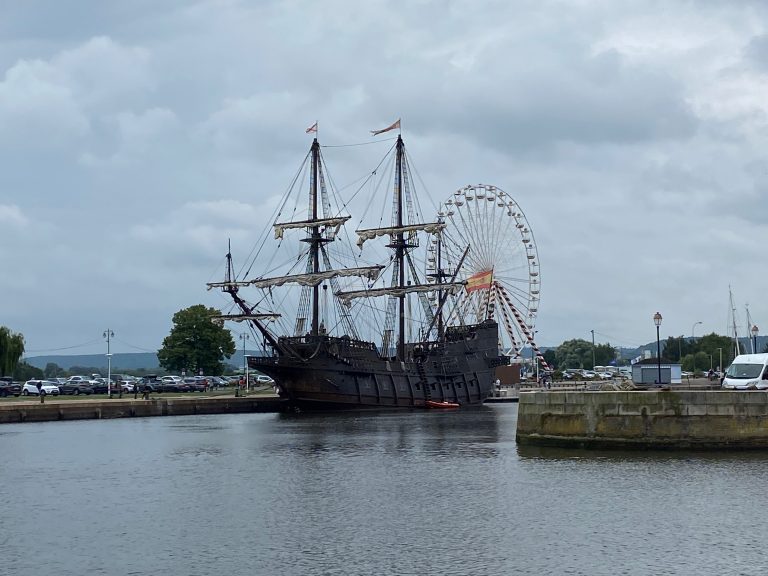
[311, 138, 321, 336]
[395, 136, 406, 360]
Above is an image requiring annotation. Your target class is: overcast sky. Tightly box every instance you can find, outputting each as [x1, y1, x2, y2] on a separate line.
[2, 0, 768, 358]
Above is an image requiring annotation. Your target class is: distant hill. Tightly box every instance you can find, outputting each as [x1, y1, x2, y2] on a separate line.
[25, 350, 268, 373]
[25, 353, 160, 371]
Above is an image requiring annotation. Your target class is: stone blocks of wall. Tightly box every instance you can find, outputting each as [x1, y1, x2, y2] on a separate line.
[516, 390, 768, 449]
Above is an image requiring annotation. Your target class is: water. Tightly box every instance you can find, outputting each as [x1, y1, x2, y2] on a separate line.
[2, 405, 768, 576]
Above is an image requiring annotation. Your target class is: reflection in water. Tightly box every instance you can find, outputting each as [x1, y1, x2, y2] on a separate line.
[3, 405, 768, 576]
[271, 405, 501, 460]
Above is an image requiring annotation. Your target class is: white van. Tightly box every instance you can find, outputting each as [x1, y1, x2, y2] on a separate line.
[722, 353, 768, 390]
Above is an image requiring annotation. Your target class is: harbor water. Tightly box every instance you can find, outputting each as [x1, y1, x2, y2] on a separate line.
[3, 404, 768, 575]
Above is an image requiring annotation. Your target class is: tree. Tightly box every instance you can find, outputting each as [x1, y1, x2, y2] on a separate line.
[594, 343, 617, 366]
[158, 305, 236, 375]
[663, 336, 694, 362]
[555, 339, 593, 369]
[542, 349, 557, 369]
[0, 326, 25, 377]
[14, 361, 43, 381]
[44, 363, 64, 378]
[697, 332, 738, 370]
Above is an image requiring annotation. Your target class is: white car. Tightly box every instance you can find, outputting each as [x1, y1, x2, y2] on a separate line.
[161, 375, 183, 384]
[254, 375, 275, 384]
[581, 371, 596, 379]
[119, 380, 136, 392]
[597, 372, 613, 380]
[22, 380, 60, 396]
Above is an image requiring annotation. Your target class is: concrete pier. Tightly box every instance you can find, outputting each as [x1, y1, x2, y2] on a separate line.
[516, 390, 768, 449]
[0, 396, 288, 424]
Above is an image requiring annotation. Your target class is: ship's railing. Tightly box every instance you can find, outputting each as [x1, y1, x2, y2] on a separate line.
[278, 335, 378, 352]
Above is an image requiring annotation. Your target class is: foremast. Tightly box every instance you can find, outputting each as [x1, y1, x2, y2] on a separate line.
[208, 136, 383, 357]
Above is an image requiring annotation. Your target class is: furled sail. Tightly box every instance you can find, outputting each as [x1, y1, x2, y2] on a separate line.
[212, 313, 281, 322]
[207, 265, 384, 291]
[336, 282, 466, 305]
[274, 216, 351, 239]
[355, 222, 446, 248]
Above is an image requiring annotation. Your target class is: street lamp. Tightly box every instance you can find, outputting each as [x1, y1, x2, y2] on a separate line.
[691, 321, 702, 376]
[103, 329, 114, 397]
[239, 333, 250, 395]
[591, 329, 596, 370]
[752, 325, 759, 354]
[653, 312, 662, 385]
[716, 347, 723, 372]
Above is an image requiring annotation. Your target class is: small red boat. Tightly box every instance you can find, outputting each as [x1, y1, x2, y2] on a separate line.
[425, 400, 460, 409]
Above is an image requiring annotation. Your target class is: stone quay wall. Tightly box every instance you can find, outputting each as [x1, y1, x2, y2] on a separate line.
[0, 396, 287, 424]
[516, 390, 768, 449]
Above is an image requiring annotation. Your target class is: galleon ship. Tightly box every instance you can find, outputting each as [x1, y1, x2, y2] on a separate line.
[207, 120, 507, 410]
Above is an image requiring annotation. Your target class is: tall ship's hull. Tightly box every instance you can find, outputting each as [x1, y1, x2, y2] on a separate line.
[250, 321, 503, 409]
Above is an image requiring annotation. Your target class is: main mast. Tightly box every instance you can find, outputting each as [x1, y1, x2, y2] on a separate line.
[311, 138, 321, 336]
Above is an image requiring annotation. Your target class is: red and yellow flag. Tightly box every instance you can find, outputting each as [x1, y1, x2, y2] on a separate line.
[370, 118, 401, 136]
[466, 270, 493, 293]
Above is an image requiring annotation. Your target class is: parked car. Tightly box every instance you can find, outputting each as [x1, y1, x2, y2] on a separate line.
[182, 377, 207, 392]
[161, 375, 184, 385]
[581, 371, 597, 379]
[158, 381, 185, 393]
[58, 380, 94, 395]
[139, 375, 161, 392]
[0, 376, 21, 397]
[207, 376, 228, 389]
[22, 380, 60, 396]
[597, 372, 613, 380]
[119, 380, 136, 393]
[89, 379, 113, 394]
[254, 375, 275, 385]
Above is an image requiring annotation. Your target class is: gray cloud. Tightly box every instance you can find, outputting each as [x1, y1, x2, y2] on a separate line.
[2, 0, 768, 357]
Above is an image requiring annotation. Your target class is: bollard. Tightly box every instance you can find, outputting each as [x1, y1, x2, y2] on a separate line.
[40, 391, 45, 404]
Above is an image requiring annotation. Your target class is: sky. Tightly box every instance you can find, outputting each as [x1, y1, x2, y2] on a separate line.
[2, 0, 768, 358]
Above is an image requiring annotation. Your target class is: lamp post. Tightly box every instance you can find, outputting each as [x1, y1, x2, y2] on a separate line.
[716, 347, 723, 373]
[653, 312, 662, 385]
[103, 329, 114, 397]
[591, 329, 596, 370]
[751, 325, 759, 354]
[239, 333, 249, 394]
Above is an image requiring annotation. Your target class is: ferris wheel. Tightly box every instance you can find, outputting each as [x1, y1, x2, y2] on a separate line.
[427, 184, 547, 366]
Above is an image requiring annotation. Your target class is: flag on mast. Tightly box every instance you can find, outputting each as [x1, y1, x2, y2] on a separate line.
[466, 270, 493, 293]
[305, 121, 318, 134]
[370, 118, 401, 136]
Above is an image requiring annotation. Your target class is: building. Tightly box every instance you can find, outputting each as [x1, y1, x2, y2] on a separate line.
[631, 357, 682, 385]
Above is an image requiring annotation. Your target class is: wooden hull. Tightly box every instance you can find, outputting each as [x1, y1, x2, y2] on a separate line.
[249, 321, 505, 411]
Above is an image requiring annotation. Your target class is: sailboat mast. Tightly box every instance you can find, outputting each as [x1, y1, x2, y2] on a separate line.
[730, 286, 739, 356]
[396, 135, 406, 360]
[311, 138, 320, 336]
